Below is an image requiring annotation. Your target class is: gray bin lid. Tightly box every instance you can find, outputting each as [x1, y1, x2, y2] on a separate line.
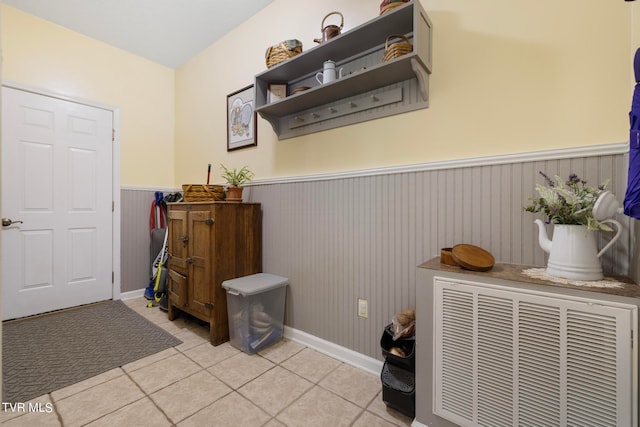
[222, 273, 289, 296]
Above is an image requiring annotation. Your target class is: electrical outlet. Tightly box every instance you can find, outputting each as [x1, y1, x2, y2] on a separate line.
[357, 298, 368, 318]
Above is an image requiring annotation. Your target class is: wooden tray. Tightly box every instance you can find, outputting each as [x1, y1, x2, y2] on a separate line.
[451, 244, 495, 271]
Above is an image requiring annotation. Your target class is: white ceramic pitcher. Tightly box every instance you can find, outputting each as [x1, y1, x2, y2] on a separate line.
[316, 60, 343, 84]
[534, 219, 622, 281]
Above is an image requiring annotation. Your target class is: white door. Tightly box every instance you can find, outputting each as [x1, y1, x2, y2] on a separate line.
[1, 87, 114, 320]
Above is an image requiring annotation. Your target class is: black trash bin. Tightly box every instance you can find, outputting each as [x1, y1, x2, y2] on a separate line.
[380, 323, 415, 418]
[381, 361, 415, 417]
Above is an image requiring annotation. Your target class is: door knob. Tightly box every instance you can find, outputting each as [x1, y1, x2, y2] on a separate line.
[2, 218, 23, 227]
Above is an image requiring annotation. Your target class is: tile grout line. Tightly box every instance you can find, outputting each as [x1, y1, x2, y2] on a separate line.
[246, 340, 386, 426]
[244, 347, 314, 424]
[48, 393, 65, 427]
[272, 350, 398, 426]
[253, 345, 376, 425]
[168, 346, 273, 424]
[130, 367, 225, 427]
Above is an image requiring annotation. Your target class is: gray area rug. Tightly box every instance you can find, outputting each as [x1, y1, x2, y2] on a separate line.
[2, 300, 182, 402]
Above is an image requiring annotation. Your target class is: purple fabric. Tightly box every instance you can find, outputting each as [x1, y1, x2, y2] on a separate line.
[623, 48, 640, 218]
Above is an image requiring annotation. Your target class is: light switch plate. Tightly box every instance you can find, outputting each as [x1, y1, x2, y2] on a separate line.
[357, 298, 368, 318]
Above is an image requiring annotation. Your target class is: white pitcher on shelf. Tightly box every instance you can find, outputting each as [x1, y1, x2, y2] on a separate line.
[316, 60, 343, 85]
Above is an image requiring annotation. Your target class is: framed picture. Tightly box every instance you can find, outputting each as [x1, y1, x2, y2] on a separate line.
[227, 84, 257, 151]
[267, 83, 287, 103]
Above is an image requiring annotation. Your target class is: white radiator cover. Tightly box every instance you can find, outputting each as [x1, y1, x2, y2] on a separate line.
[433, 278, 638, 427]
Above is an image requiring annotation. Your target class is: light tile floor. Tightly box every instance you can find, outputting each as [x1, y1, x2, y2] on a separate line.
[1, 297, 413, 427]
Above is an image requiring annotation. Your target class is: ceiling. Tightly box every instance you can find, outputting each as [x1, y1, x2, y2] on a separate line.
[3, 0, 274, 68]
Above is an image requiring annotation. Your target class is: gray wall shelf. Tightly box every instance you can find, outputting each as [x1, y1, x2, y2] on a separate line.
[255, 1, 432, 140]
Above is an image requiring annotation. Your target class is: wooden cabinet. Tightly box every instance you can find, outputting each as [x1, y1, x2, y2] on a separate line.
[255, 0, 432, 140]
[166, 202, 262, 345]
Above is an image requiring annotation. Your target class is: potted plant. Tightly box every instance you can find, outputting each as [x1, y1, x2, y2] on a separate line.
[525, 172, 612, 230]
[524, 172, 621, 281]
[220, 164, 254, 202]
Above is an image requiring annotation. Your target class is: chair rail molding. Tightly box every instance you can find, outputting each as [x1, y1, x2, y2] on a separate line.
[249, 142, 628, 186]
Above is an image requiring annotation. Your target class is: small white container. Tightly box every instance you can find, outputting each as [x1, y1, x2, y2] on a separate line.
[222, 273, 288, 353]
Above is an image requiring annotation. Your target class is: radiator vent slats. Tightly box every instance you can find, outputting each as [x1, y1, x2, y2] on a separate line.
[518, 301, 561, 426]
[566, 310, 618, 427]
[433, 278, 636, 427]
[477, 295, 514, 427]
[440, 288, 474, 421]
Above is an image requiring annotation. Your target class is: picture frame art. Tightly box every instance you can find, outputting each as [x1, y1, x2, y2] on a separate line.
[227, 84, 257, 151]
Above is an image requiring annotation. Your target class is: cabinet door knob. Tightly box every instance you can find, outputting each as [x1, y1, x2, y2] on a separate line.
[186, 257, 194, 264]
[179, 235, 189, 243]
[205, 218, 214, 225]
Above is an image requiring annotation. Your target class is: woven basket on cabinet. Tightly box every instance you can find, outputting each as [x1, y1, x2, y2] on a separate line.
[182, 184, 225, 202]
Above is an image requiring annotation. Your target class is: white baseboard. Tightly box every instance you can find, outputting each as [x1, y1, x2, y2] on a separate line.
[117, 294, 383, 379]
[116, 293, 380, 380]
[120, 288, 146, 300]
[117, 298, 385, 373]
[411, 421, 427, 427]
[284, 326, 384, 376]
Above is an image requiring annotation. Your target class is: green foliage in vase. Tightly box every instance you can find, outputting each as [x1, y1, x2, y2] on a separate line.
[524, 172, 612, 231]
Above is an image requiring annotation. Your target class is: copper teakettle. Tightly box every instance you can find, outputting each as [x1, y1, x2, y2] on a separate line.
[314, 11, 344, 44]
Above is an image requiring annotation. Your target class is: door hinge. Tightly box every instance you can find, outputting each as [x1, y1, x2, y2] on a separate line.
[112, 271, 115, 284]
[112, 129, 115, 142]
[112, 200, 115, 212]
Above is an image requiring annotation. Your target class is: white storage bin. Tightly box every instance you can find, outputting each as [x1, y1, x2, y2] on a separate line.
[222, 273, 288, 353]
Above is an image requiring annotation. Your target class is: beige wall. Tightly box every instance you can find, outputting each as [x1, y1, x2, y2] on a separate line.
[1, 5, 176, 188]
[634, 2, 640, 55]
[1, 1, 636, 186]
[176, 0, 635, 184]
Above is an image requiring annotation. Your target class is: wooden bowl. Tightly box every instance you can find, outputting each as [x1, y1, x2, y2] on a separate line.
[440, 247, 458, 266]
[451, 244, 495, 271]
[292, 86, 311, 95]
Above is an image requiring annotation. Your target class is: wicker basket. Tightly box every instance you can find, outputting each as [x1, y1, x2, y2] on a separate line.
[382, 34, 413, 62]
[182, 184, 225, 202]
[379, 0, 409, 15]
[265, 39, 303, 68]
